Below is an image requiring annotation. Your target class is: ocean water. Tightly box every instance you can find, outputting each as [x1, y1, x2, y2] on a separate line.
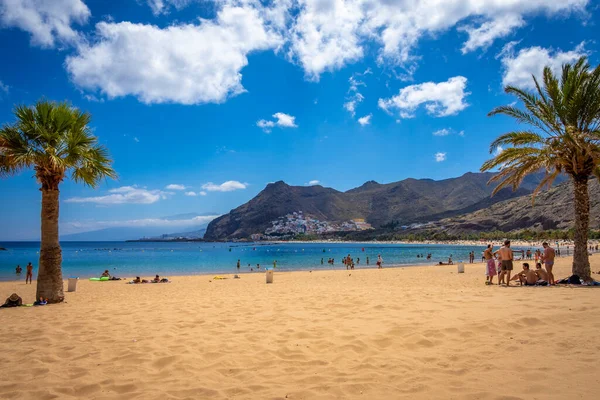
[0, 241, 532, 281]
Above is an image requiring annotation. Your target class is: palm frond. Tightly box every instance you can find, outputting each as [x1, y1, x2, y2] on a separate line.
[1, 99, 116, 189]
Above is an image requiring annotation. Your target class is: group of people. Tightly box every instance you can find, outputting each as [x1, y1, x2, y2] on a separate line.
[236, 260, 278, 272]
[483, 240, 556, 286]
[343, 254, 383, 269]
[129, 274, 169, 284]
[15, 262, 34, 284]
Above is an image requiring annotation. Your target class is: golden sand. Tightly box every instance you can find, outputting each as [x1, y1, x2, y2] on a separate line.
[1, 256, 599, 399]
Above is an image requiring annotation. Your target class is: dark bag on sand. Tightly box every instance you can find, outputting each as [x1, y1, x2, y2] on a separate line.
[558, 275, 582, 284]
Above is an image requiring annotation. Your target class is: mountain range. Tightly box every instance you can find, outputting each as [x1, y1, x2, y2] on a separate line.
[204, 172, 569, 240]
[61, 213, 217, 241]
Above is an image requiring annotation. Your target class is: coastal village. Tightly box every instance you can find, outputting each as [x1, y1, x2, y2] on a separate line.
[254, 211, 372, 240]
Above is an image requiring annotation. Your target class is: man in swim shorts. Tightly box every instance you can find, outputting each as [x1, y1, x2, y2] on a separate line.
[542, 242, 556, 285]
[484, 244, 496, 285]
[495, 240, 514, 285]
[511, 263, 538, 286]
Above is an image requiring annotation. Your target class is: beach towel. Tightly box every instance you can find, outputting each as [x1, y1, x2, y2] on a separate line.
[486, 259, 496, 276]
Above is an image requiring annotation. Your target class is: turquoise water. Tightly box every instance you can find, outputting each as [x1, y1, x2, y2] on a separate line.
[0, 241, 527, 281]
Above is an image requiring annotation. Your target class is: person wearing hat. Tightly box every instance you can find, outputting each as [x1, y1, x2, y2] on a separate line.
[1, 293, 22, 308]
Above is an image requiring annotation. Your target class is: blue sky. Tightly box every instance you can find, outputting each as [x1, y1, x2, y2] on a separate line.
[0, 0, 598, 240]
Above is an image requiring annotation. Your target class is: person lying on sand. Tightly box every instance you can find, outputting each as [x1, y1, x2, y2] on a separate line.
[1, 293, 22, 308]
[510, 263, 539, 286]
[131, 276, 149, 284]
[151, 275, 169, 283]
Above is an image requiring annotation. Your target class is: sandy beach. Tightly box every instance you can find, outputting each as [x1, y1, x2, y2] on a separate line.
[1, 256, 600, 399]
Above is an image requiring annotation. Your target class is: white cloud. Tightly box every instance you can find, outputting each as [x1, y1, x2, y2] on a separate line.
[289, 0, 364, 80]
[257, 112, 298, 132]
[65, 186, 171, 205]
[343, 94, 363, 117]
[358, 114, 371, 126]
[0, 80, 8, 95]
[458, 130, 464, 136]
[379, 76, 469, 119]
[133, 136, 140, 142]
[459, 14, 525, 54]
[66, 4, 282, 104]
[0, 0, 90, 48]
[146, 0, 193, 15]
[307, 180, 320, 185]
[435, 152, 447, 162]
[287, 0, 589, 79]
[493, 145, 503, 156]
[499, 42, 588, 89]
[433, 128, 450, 136]
[184, 189, 208, 196]
[62, 214, 220, 234]
[256, 119, 275, 132]
[201, 180, 247, 192]
[273, 112, 297, 127]
[165, 184, 186, 190]
[344, 73, 366, 116]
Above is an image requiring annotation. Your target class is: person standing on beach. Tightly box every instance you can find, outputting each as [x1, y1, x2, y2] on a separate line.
[25, 262, 33, 284]
[495, 241, 514, 285]
[346, 254, 351, 270]
[376, 255, 383, 269]
[484, 245, 496, 285]
[237, 260, 240, 271]
[542, 242, 556, 285]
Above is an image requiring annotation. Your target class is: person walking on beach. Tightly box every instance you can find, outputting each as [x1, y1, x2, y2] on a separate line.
[25, 262, 33, 284]
[376, 255, 383, 269]
[495, 241, 514, 286]
[542, 242, 556, 285]
[484, 245, 496, 285]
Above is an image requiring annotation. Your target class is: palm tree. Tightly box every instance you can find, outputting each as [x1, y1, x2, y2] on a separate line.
[0, 100, 116, 302]
[481, 57, 600, 281]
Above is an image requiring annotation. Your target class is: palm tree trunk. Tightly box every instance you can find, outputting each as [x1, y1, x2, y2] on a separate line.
[36, 188, 64, 303]
[572, 176, 591, 281]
